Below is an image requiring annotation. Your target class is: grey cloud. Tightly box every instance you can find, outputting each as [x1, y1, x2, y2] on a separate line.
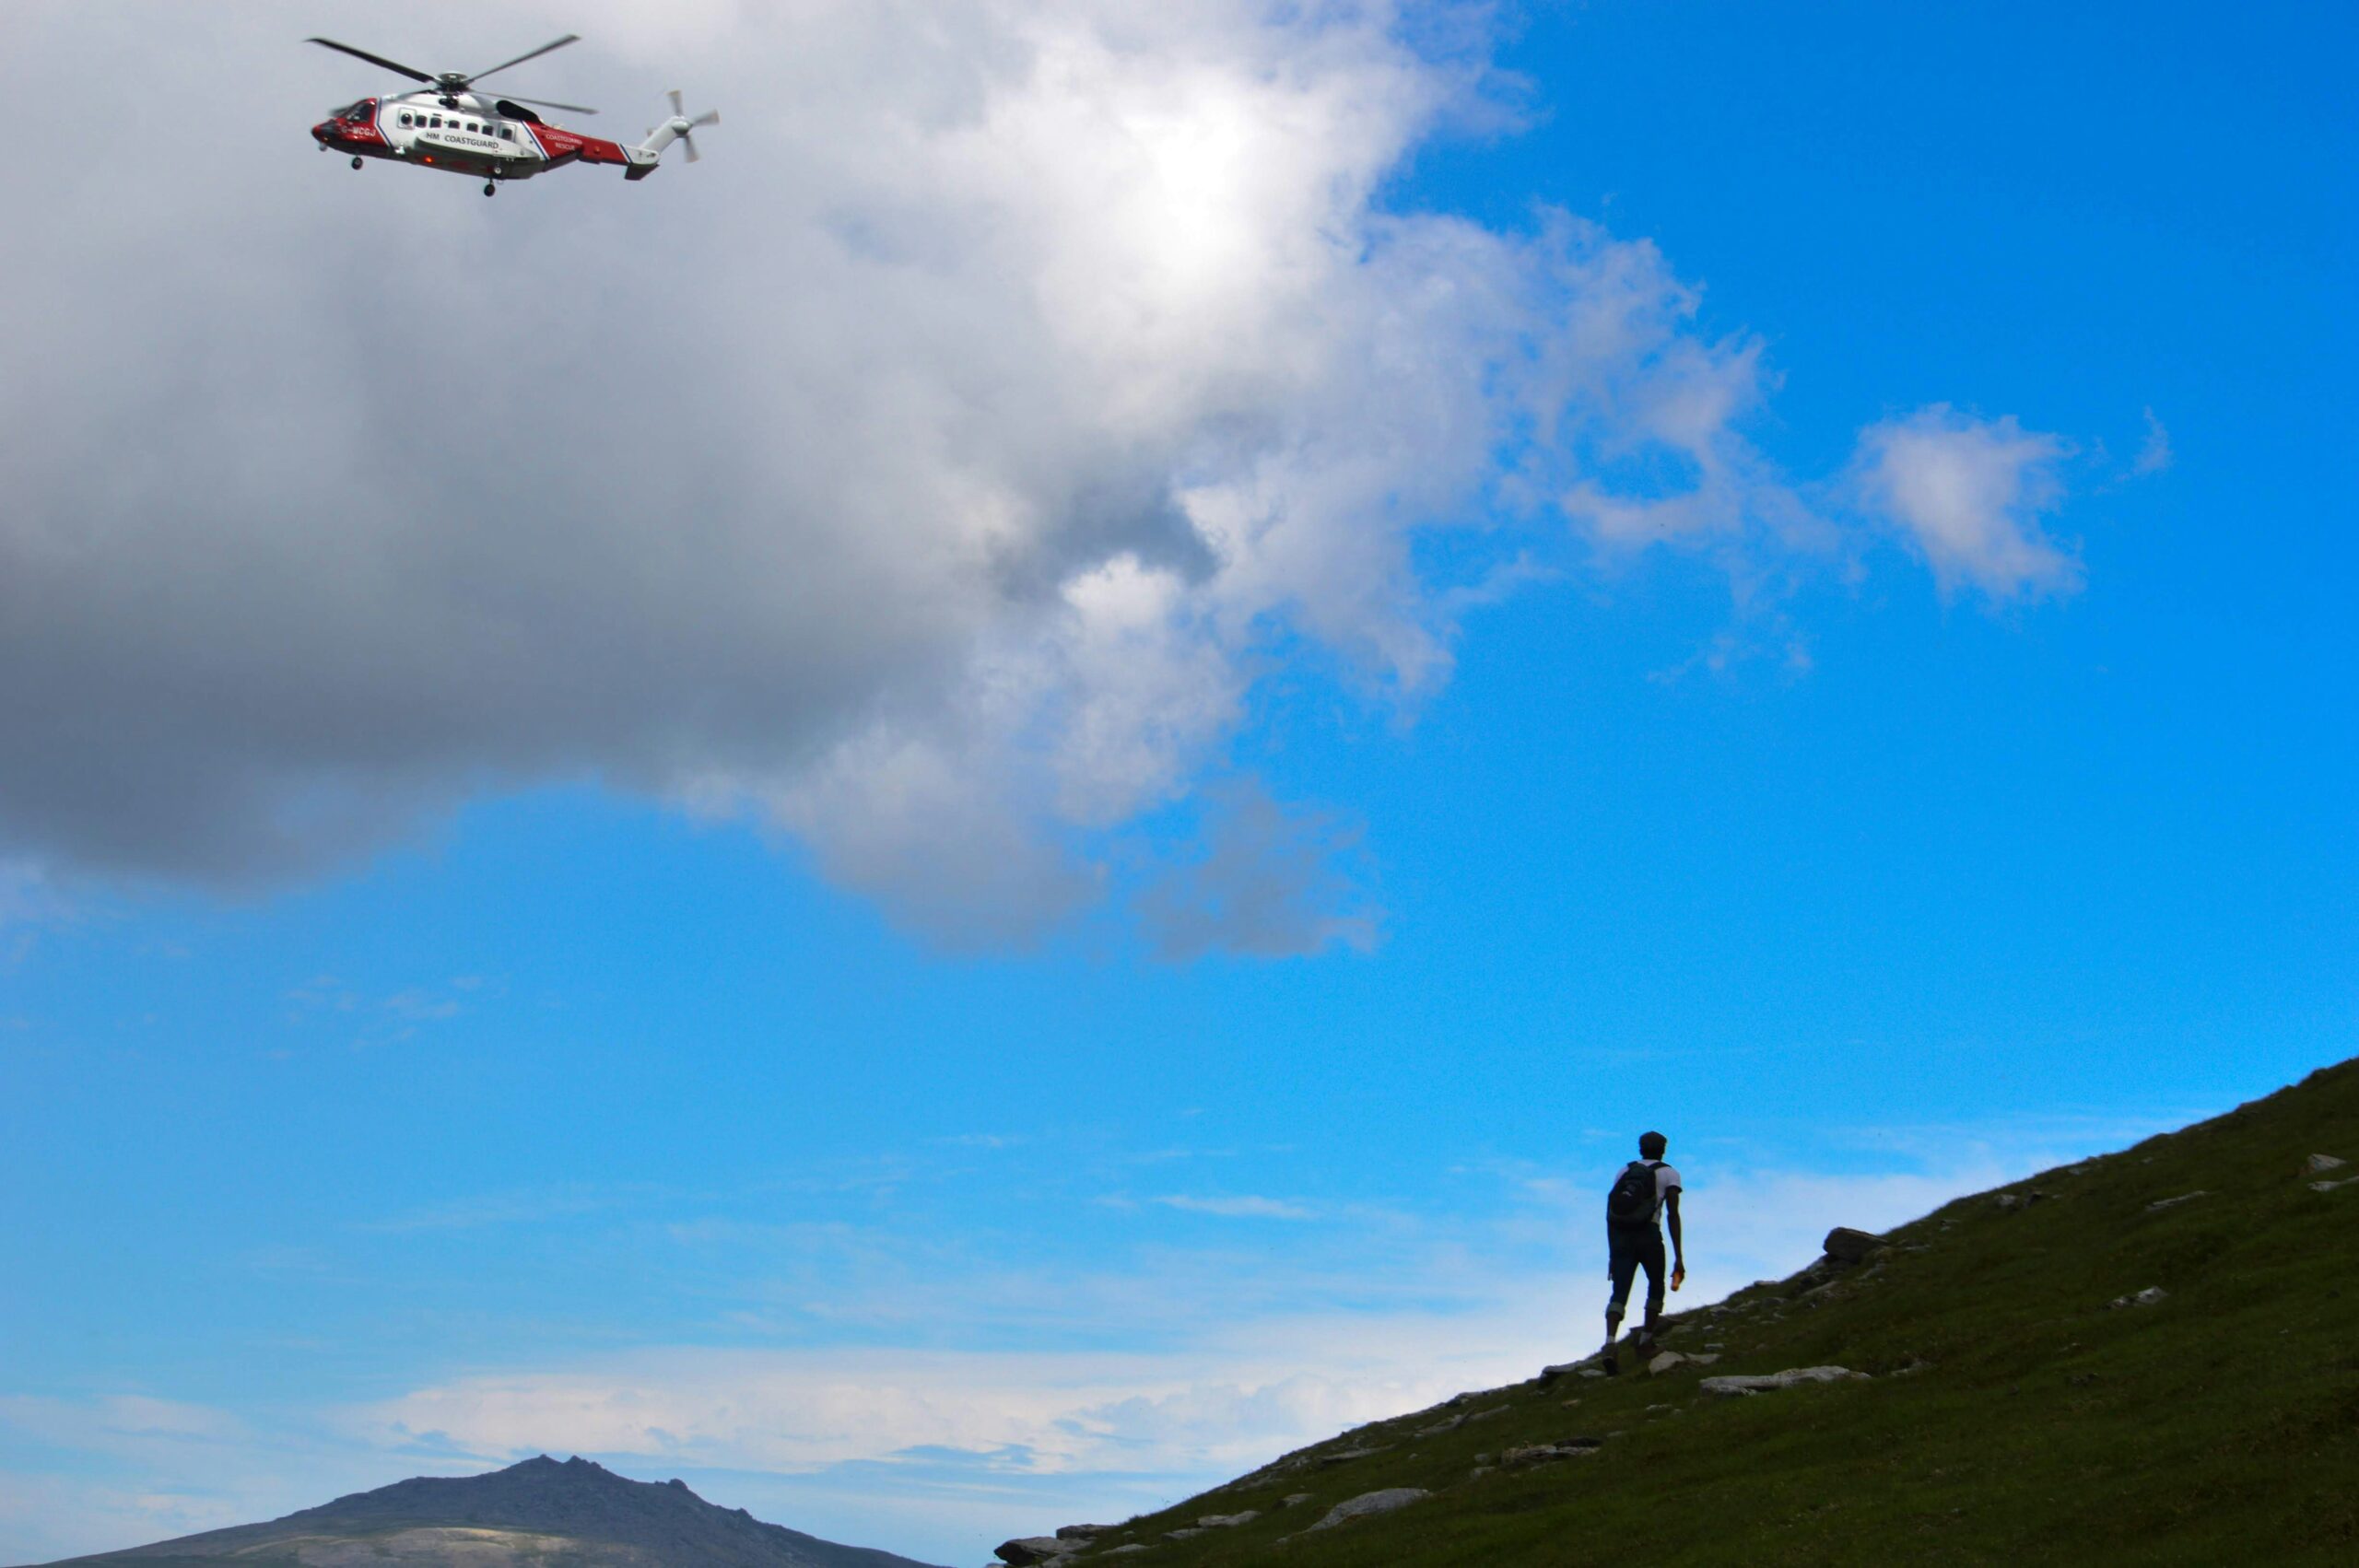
[1139, 779, 1377, 961]
[0, 2, 2072, 947]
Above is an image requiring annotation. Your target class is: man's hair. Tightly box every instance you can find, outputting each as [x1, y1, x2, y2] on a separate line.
[1638, 1130, 1668, 1159]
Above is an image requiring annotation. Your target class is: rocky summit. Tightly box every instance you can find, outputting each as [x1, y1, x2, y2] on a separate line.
[18, 1455, 945, 1568]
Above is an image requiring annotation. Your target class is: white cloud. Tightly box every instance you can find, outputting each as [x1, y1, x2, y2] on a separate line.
[334, 1287, 1571, 1533]
[0, 3, 2077, 950]
[1853, 405, 2080, 601]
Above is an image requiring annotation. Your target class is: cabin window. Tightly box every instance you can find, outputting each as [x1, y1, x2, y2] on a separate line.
[430, 114, 444, 128]
[499, 126, 515, 140]
[398, 111, 414, 127]
[467, 122, 481, 134]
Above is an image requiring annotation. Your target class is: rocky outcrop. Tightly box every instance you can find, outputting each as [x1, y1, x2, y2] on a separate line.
[1314, 1445, 1388, 1467]
[1306, 1488, 1430, 1530]
[1822, 1226, 1886, 1264]
[1501, 1438, 1603, 1466]
[991, 1518, 1129, 1562]
[1699, 1366, 1869, 1397]
[2107, 1286, 2168, 1309]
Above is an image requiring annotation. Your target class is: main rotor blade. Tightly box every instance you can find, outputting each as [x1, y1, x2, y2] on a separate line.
[308, 37, 435, 85]
[469, 34, 580, 85]
[490, 93, 598, 115]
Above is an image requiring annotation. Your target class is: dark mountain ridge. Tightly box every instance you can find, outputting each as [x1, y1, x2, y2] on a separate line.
[22, 1454, 945, 1568]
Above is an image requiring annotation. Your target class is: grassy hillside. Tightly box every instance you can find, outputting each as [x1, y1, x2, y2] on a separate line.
[1024, 1057, 2359, 1566]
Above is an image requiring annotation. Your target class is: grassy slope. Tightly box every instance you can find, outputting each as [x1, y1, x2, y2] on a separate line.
[1060, 1057, 2359, 1566]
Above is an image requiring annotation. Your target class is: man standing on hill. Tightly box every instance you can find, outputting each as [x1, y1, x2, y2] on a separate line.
[1601, 1129, 1684, 1375]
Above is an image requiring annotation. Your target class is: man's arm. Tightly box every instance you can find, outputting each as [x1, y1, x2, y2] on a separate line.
[1665, 1188, 1684, 1286]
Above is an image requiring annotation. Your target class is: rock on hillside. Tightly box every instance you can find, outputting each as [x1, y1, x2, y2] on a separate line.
[19, 1455, 945, 1568]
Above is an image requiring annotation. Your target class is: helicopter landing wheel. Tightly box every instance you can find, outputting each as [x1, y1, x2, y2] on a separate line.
[350, 155, 363, 170]
[484, 181, 497, 197]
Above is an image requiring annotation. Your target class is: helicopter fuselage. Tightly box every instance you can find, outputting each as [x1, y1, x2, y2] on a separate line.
[311, 93, 650, 183]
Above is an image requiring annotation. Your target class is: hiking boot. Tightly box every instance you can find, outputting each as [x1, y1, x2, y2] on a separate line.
[1601, 1354, 1620, 1375]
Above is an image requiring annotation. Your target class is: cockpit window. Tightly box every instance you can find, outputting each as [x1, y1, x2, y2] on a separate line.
[337, 99, 374, 124]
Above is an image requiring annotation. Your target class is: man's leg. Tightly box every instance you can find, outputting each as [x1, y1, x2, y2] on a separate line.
[1635, 1228, 1666, 1352]
[1602, 1228, 1637, 1373]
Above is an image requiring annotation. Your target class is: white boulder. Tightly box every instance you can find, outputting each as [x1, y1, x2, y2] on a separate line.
[1308, 1488, 1430, 1530]
[1699, 1366, 1869, 1397]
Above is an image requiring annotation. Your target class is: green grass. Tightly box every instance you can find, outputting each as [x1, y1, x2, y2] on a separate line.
[1056, 1057, 2359, 1566]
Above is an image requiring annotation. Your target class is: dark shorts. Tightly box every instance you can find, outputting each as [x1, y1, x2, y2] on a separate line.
[1605, 1222, 1665, 1319]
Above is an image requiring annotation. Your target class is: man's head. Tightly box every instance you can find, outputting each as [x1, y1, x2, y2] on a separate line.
[1638, 1130, 1668, 1160]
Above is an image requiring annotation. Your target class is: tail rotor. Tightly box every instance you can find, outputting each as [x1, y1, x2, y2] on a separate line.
[652, 88, 719, 163]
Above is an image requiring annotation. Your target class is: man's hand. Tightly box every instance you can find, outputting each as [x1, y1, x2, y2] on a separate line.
[1672, 1264, 1686, 1292]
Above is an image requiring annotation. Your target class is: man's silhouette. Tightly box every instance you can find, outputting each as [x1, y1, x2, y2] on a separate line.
[1602, 1129, 1684, 1375]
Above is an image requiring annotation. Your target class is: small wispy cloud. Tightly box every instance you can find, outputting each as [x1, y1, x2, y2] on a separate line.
[1152, 1194, 1318, 1221]
[283, 975, 357, 1013]
[283, 974, 494, 1047]
[1854, 404, 2080, 602]
[359, 1186, 648, 1235]
[0, 1395, 243, 1446]
[381, 989, 462, 1023]
[2132, 406, 2173, 475]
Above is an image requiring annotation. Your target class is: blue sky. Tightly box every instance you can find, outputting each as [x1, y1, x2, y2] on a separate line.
[1, 2, 2353, 1562]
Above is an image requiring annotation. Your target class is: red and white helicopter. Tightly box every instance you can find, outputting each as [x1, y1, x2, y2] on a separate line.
[309, 33, 715, 195]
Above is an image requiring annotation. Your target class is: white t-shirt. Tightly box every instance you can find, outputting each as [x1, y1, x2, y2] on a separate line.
[1641, 1161, 1682, 1223]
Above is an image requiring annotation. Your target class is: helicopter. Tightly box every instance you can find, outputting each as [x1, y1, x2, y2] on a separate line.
[308, 33, 716, 195]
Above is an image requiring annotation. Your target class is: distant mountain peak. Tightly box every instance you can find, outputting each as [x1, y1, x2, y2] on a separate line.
[29, 1453, 944, 1568]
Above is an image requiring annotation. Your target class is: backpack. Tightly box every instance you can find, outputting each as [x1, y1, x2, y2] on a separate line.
[1606, 1159, 1660, 1226]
